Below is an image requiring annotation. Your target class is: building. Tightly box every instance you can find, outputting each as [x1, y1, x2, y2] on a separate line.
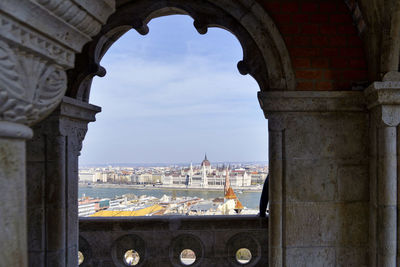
[162, 155, 252, 188]
[78, 169, 94, 182]
[78, 203, 97, 217]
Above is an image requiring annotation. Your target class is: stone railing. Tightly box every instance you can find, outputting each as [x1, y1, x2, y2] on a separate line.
[79, 216, 268, 266]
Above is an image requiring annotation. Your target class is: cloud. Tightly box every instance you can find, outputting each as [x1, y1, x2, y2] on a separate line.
[91, 55, 259, 119]
[80, 15, 268, 165]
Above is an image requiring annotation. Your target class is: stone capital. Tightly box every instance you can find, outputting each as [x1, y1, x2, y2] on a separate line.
[0, 0, 115, 126]
[34, 96, 101, 155]
[258, 91, 365, 119]
[364, 81, 400, 127]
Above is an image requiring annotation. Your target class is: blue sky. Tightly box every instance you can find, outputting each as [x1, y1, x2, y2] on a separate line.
[79, 15, 268, 165]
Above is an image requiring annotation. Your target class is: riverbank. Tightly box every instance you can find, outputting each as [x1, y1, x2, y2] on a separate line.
[79, 183, 263, 192]
[79, 186, 262, 209]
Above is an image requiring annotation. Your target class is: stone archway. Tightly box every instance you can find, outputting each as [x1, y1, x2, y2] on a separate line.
[25, 1, 295, 266]
[67, 0, 295, 102]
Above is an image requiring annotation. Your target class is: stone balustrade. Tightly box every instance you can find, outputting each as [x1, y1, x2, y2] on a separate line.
[79, 215, 268, 266]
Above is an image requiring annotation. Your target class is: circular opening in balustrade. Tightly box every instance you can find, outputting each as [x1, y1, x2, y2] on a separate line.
[78, 251, 84, 265]
[236, 248, 252, 264]
[124, 250, 140, 266]
[180, 249, 196, 265]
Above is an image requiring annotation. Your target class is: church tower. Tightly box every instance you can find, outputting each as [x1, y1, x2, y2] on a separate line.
[202, 163, 208, 187]
[224, 165, 230, 195]
[201, 153, 211, 174]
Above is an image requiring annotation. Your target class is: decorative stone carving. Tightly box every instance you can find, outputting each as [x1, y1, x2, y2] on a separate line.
[69, 127, 88, 156]
[0, 41, 66, 125]
[0, 0, 115, 126]
[0, 12, 74, 68]
[31, 0, 102, 37]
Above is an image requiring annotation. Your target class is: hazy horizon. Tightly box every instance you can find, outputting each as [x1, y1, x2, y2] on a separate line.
[79, 159, 269, 168]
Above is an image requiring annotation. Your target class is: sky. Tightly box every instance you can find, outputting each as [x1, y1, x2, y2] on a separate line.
[79, 15, 268, 165]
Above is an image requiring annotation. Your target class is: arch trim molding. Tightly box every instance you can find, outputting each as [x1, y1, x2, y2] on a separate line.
[67, 0, 295, 102]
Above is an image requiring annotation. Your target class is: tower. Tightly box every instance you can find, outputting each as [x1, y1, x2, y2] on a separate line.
[224, 166, 230, 195]
[202, 163, 208, 187]
[201, 153, 211, 174]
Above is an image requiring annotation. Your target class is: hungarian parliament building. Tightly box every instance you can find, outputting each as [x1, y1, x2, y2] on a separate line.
[162, 155, 252, 188]
[79, 154, 267, 188]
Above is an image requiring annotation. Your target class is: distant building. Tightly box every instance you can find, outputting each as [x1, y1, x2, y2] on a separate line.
[79, 170, 94, 182]
[163, 154, 252, 188]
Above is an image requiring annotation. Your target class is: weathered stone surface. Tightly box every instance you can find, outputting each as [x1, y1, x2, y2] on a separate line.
[285, 247, 335, 267]
[282, 113, 367, 160]
[262, 91, 369, 267]
[0, 137, 29, 267]
[79, 216, 268, 267]
[336, 247, 368, 267]
[365, 82, 400, 267]
[286, 159, 337, 202]
[26, 97, 101, 267]
[337, 165, 369, 201]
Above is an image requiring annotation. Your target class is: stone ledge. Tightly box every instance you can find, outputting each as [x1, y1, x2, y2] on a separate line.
[364, 82, 400, 109]
[79, 216, 268, 267]
[58, 96, 101, 122]
[258, 91, 366, 115]
[80, 215, 268, 231]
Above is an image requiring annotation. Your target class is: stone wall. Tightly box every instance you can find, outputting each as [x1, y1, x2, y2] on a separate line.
[259, 91, 369, 266]
[79, 216, 268, 266]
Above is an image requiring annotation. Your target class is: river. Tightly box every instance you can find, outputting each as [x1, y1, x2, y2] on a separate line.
[78, 186, 262, 210]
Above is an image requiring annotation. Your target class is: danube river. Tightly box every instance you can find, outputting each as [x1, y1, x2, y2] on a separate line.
[78, 186, 262, 210]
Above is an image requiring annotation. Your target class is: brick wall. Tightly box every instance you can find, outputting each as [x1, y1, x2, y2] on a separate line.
[257, 0, 368, 90]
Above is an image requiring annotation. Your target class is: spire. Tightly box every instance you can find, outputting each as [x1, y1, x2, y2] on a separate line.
[224, 166, 231, 195]
[204, 153, 208, 161]
[202, 163, 208, 187]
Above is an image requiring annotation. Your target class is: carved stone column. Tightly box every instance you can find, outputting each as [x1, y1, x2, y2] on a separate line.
[0, 122, 32, 266]
[26, 97, 100, 267]
[259, 91, 369, 267]
[365, 79, 400, 267]
[0, 1, 115, 266]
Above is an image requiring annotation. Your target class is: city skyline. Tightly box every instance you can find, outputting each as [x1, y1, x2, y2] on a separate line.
[79, 154, 268, 167]
[80, 15, 269, 165]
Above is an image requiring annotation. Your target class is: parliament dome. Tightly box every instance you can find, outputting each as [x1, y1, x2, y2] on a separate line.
[201, 154, 211, 167]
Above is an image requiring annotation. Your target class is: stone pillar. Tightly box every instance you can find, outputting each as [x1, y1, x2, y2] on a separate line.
[0, 1, 114, 266]
[0, 122, 32, 266]
[26, 97, 100, 267]
[365, 80, 400, 267]
[259, 91, 369, 267]
[268, 124, 283, 267]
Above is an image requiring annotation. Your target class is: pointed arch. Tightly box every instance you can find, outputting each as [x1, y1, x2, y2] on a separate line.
[67, 0, 295, 102]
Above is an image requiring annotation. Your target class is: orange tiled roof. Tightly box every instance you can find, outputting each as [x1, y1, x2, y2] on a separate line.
[225, 187, 237, 199]
[235, 199, 244, 210]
